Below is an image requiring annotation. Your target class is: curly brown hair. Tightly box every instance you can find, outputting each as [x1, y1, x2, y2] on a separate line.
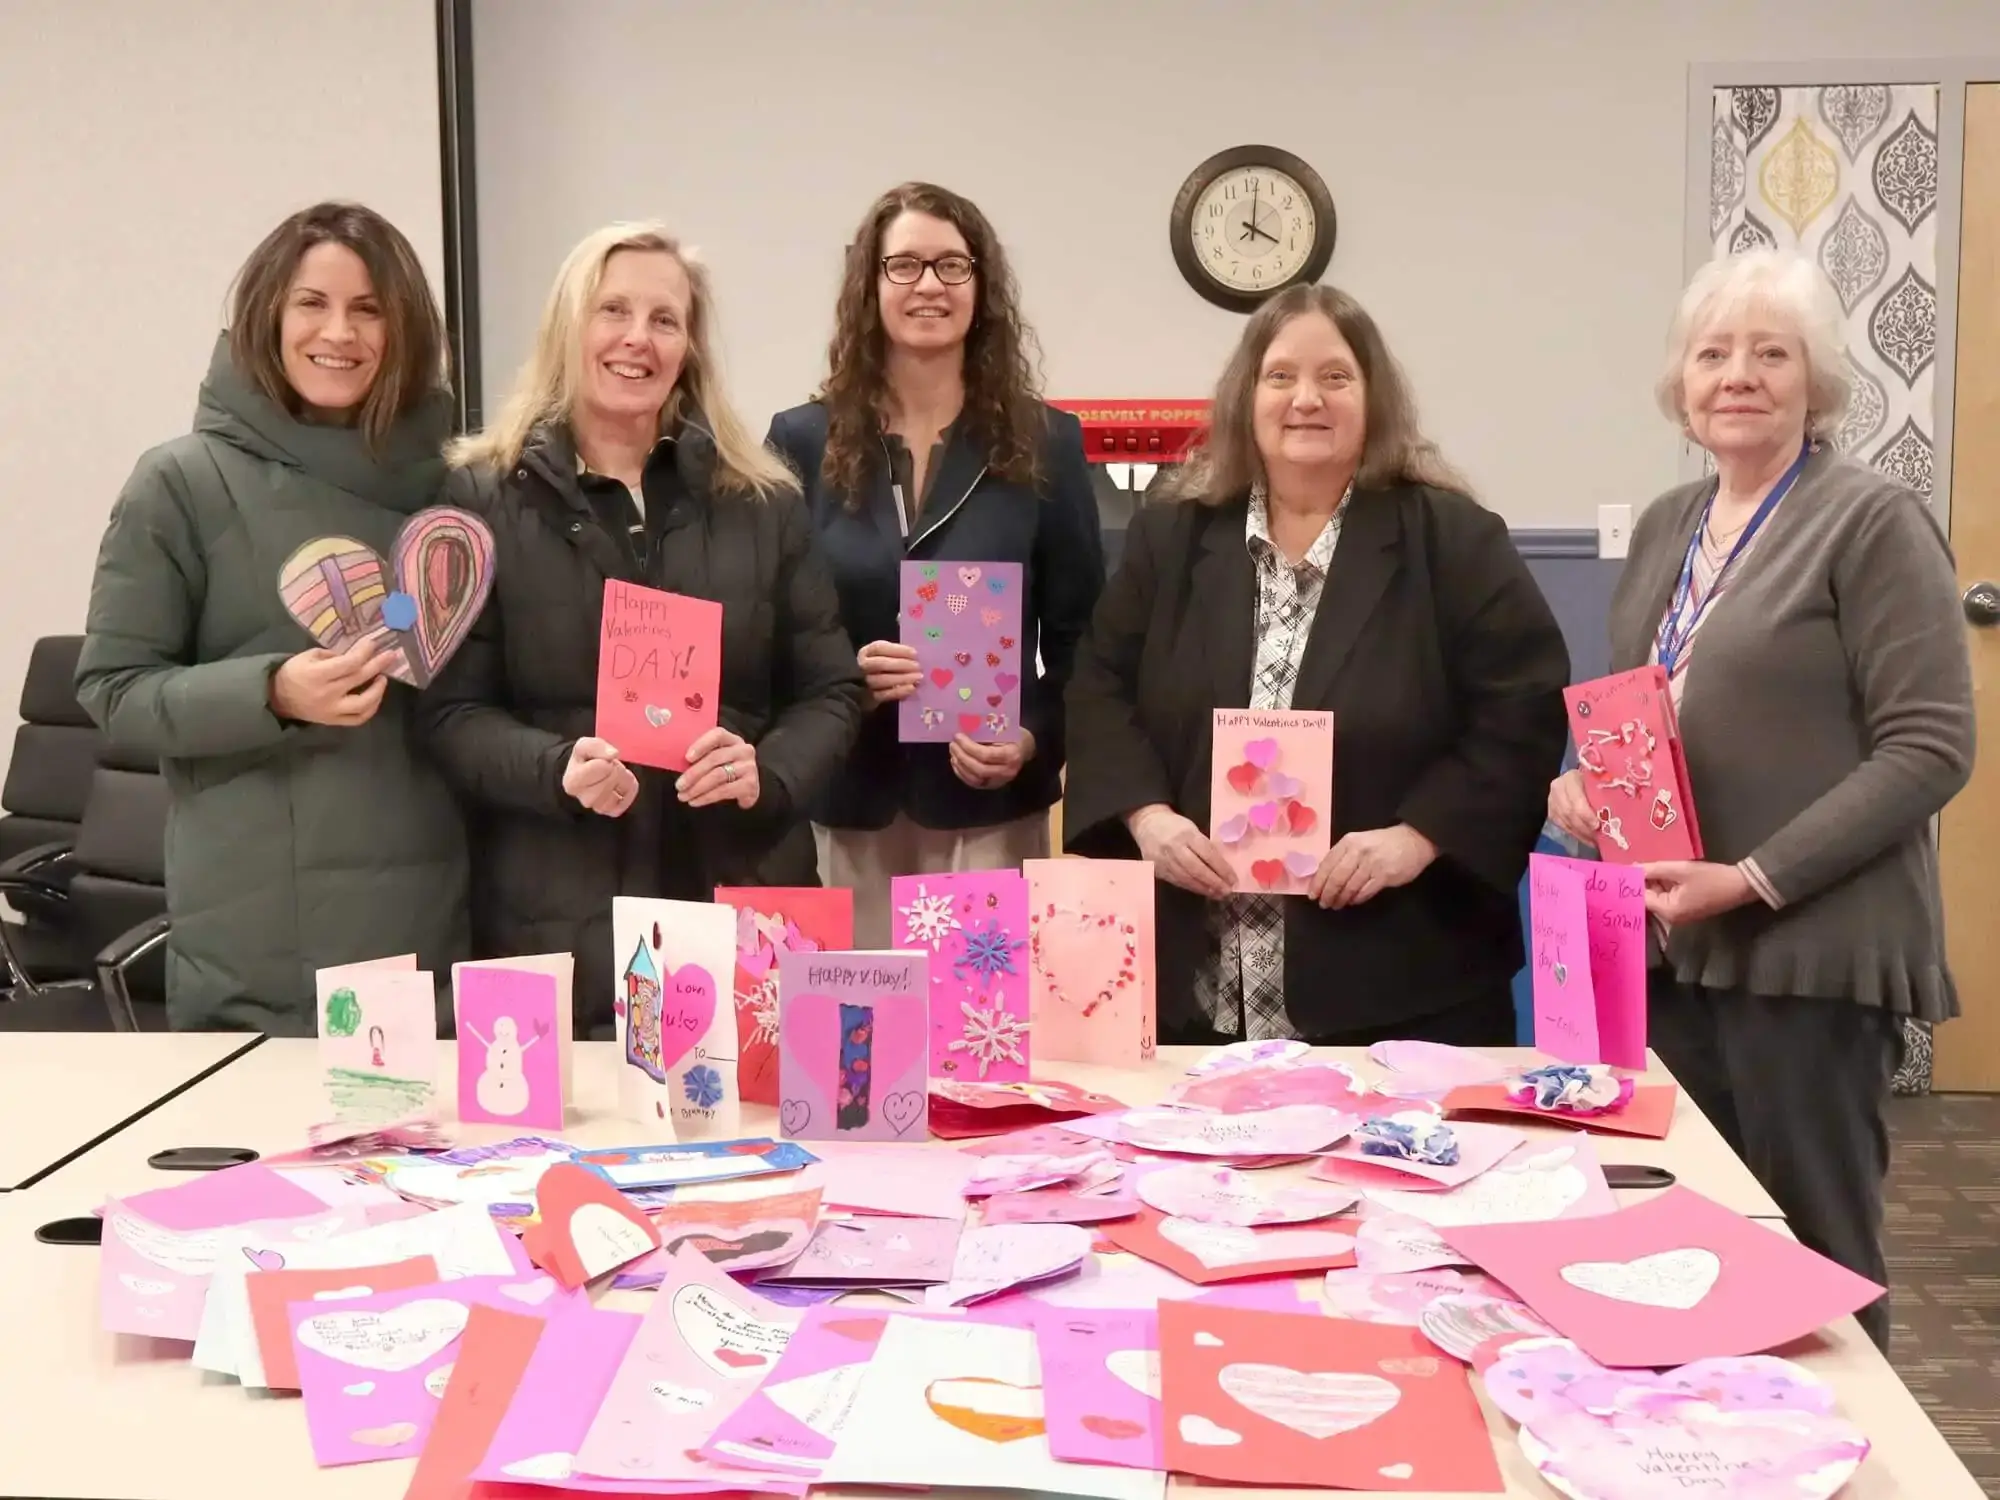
[818, 182, 1045, 504]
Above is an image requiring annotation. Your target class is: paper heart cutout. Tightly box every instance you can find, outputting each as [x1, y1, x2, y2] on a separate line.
[671, 1283, 790, 1378]
[1226, 763, 1262, 796]
[1243, 738, 1280, 769]
[958, 687, 973, 701]
[1366, 1151, 1588, 1227]
[1194, 1331, 1224, 1347]
[424, 1363, 455, 1398]
[1215, 813, 1249, 844]
[1283, 850, 1319, 878]
[954, 651, 972, 666]
[1123, 1103, 1352, 1156]
[1082, 1414, 1147, 1440]
[501, 1453, 575, 1480]
[1105, 1347, 1161, 1400]
[1178, 1414, 1243, 1446]
[524, 1164, 661, 1287]
[924, 1377, 1045, 1442]
[1251, 859, 1285, 888]
[1159, 1216, 1355, 1269]
[1219, 1363, 1400, 1439]
[958, 713, 982, 733]
[823, 1317, 887, 1341]
[947, 593, 969, 614]
[349, 1422, 420, 1448]
[942, 1222, 1091, 1303]
[1247, 801, 1280, 832]
[1518, 1406, 1868, 1500]
[107, 1212, 219, 1277]
[1000, 635, 1016, 648]
[986, 652, 1001, 667]
[657, 962, 717, 1077]
[244, 1246, 287, 1272]
[925, 626, 943, 640]
[917, 579, 940, 599]
[1285, 801, 1318, 836]
[931, 669, 954, 687]
[684, 691, 704, 711]
[1559, 1248, 1721, 1310]
[908, 603, 925, 619]
[296, 1298, 469, 1373]
[1266, 770, 1302, 798]
[277, 506, 495, 687]
[1379, 1463, 1415, 1480]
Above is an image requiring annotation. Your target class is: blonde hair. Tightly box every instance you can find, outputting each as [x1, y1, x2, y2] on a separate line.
[450, 221, 795, 496]
[1656, 248, 1853, 438]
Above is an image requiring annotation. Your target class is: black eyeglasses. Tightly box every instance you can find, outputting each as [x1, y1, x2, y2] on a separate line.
[880, 254, 976, 286]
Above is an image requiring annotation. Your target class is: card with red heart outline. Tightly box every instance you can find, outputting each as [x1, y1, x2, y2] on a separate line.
[898, 560, 1024, 744]
[520, 1163, 661, 1288]
[1208, 710, 1334, 895]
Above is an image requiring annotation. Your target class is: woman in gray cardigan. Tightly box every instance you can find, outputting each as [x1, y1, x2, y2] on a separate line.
[1549, 249, 1973, 1354]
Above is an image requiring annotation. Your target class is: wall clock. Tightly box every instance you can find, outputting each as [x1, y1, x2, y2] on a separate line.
[1169, 145, 1336, 313]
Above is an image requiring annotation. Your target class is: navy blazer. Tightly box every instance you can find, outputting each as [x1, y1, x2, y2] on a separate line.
[767, 401, 1104, 832]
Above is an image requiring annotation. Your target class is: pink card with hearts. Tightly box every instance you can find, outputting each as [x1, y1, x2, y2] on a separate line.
[1034, 1308, 1165, 1470]
[1209, 709, 1334, 895]
[891, 869, 1032, 1084]
[1528, 854, 1648, 1068]
[288, 1271, 578, 1466]
[776, 949, 929, 1142]
[454, 965, 562, 1129]
[611, 896, 739, 1137]
[573, 1246, 803, 1486]
[1441, 1185, 1888, 1368]
[898, 560, 1024, 743]
[1564, 665, 1702, 863]
[1025, 858, 1156, 1067]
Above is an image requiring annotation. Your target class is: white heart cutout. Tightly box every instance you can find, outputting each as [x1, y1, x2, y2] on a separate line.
[1380, 1463, 1414, 1479]
[1159, 1216, 1353, 1269]
[651, 1380, 715, 1413]
[1194, 1330, 1224, 1347]
[312, 1286, 375, 1301]
[1105, 1348, 1160, 1400]
[1366, 1160, 1586, 1227]
[570, 1202, 654, 1280]
[502, 1453, 575, 1481]
[671, 1284, 791, 1378]
[343, 1381, 376, 1396]
[1559, 1247, 1721, 1310]
[424, 1363, 455, 1397]
[295, 1298, 469, 1373]
[1218, 1363, 1400, 1439]
[1178, 1414, 1242, 1446]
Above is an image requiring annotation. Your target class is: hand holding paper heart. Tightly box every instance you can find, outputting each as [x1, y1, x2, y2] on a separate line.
[270, 635, 399, 728]
[1309, 825, 1437, 909]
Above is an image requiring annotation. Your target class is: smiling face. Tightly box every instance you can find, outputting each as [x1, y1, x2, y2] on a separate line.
[279, 242, 386, 416]
[1680, 304, 1811, 462]
[579, 248, 691, 425]
[1252, 311, 1367, 478]
[878, 210, 976, 355]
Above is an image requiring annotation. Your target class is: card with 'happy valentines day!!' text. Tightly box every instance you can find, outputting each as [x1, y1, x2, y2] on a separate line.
[1209, 710, 1334, 895]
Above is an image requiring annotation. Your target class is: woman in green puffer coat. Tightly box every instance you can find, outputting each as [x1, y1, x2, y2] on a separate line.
[75, 202, 469, 1033]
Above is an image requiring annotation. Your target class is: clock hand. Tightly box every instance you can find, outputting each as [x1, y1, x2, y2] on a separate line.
[1245, 211, 1279, 246]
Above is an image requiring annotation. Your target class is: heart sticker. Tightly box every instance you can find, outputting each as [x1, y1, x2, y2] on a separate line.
[980, 608, 1003, 628]
[931, 668, 954, 687]
[958, 566, 983, 586]
[924, 1377, 1045, 1443]
[1558, 1248, 1721, 1310]
[295, 1299, 469, 1373]
[645, 704, 672, 727]
[1218, 1363, 1400, 1440]
[521, 1163, 661, 1288]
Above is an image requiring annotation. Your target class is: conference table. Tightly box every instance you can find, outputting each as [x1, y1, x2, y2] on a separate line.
[0, 1039, 1981, 1499]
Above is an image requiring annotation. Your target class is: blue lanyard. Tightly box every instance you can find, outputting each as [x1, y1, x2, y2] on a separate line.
[1656, 443, 1811, 676]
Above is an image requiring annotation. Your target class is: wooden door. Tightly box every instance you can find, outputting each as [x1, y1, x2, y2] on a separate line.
[1935, 82, 2000, 1091]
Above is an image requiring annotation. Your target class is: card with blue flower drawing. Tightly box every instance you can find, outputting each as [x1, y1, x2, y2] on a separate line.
[891, 870, 1031, 1084]
[611, 897, 740, 1138]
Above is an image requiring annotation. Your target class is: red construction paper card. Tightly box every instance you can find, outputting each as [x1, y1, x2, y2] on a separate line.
[245, 1255, 440, 1391]
[1443, 1079, 1678, 1139]
[402, 1303, 548, 1500]
[1440, 1185, 1888, 1368]
[1563, 666, 1702, 863]
[1158, 1301, 1503, 1492]
[596, 579, 722, 772]
[714, 887, 855, 1108]
[519, 1163, 661, 1288]
[1099, 1204, 1358, 1284]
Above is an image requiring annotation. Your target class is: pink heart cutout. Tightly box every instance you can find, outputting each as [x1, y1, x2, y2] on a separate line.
[994, 672, 1020, 692]
[1283, 850, 1319, 878]
[1216, 814, 1249, 845]
[1247, 801, 1280, 832]
[1266, 770, 1302, 798]
[784, 989, 925, 1137]
[739, 945, 775, 979]
[658, 963, 718, 1075]
[1243, 737, 1280, 770]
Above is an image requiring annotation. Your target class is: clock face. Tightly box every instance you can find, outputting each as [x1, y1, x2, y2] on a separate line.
[1191, 165, 1319, 294]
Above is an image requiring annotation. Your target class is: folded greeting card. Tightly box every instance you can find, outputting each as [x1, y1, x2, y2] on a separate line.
[471, 1306, 640, 1490]
[1024, 858, 1155, 1067]
[928, 1221, 1092, 1306]
[191, 1207, 377, 1378]
[316, 955, 435, 1125]
[616, 1185, 822, 1285]
[1564, 665, 1702, 863]
[929, 1076, 1129, 1139]
[100, 1199, 349, 1343]
[1528, 854, 1648, 1068]
[1442, 1185, 1889, 1368]
[716, 886, 855, 1107]
[453, 964, 561, 1129]
[1360, 1136, 1619, 1228]
[777, 949, 929, 1142]
[611, 895, 739, 1136]
[1444, 1075, 1679, 1139]
[454, 951, 575, 1098]
[812, 1143, 975, 1219]
[1100, 1205, 1359, 1284]
[1208, 709, 1335, 894]
[596, 578, 723, 771]
[700, 1304, 904, 1476]
[1034, 1308, 1166, 1471]
[758, 1213, 962, 1288]
[400, 1302, 549, 1500]
[1314, 1118, 1528, 1192]
[899, 560, 1025, 744]
[1138, 1162, 1354, 1225]
[1158, 1301, 1503, 1492]
[243, 1256, 441, 1390]
[519, 1163, 661, 1288]
[892, 869, 1032, 1083]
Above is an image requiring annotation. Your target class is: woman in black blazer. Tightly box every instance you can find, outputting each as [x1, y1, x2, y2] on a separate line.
[768, 181, 1102, 946]
[1064, 284, 1570, 1046]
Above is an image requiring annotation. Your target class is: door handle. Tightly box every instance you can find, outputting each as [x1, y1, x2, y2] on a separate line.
[1966, 582, 2000, 628]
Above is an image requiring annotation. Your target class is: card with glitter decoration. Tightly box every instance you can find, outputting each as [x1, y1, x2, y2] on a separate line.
[777, 950, 929, 1142]
[1025, 859, 1156, 1067]
[891, 870, 1031, 1084]
[1563, 666, 1702, 864]
[898, 560, 1024, 744]
[1209, 709, 1334, 895]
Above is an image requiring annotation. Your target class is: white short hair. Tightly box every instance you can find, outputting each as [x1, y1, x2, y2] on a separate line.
[1655, 249, 1853, 437]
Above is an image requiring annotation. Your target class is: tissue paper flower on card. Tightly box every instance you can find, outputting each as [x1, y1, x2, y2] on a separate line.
[1100, 1205, 1359, 1284]
[892, 869, 1032, 1083]
[1208, 709, 1334, 894]
[611, 895, 739, 1136]
[715, 886, 854, 1107]
[777, 949, 929, 1142]
[1314, 1118, 1527, 1191]
[1025, 858, 1155, 1067]
[1565, 665, 1702, 864]
[1444, 1075, 1679, 1139]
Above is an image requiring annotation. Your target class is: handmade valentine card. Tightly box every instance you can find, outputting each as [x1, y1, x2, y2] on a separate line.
[1025, 858, 1155, 1067]
[980, 1182, 1143, 1226]
[929, 1076, 1129, 1139]
[1167, 1055, 1377, 1115]
[964, 1148, 1115, 1198]
[374, 1138, 578, 1228]
[892, 869, 1032, 1083]
[1320, 1267, 1511, 1328]
[471, 1306, 641, 1489]
[454, 965, 561, 1128]
[1565, 665, 1702, 863]
[123, 1158, 329, 1230]
[1209, 709, 1335, 894]
[572, 1246, 803, 1485]
[575, 1137, 813, 1191]
[1033, 1309, 1165, 1471]
[596, 578, 722, 770]
[1355, 1212, 1470, 1274]
[1101, 1204, 1359, 1284]
[716, 885, 855, 1107]
[611, 895, 739, 1135]
[928, 1221, 1092, 1305]
[1445, 1072, 1680, 1139]
[818, 1313, 1164, 1500]
[191, 1207, 376, 1378]
[1418, 1293, 1557, 1361]
[278, 506, 495, 688]
[814, 1143, 976, 1218]
[1369, 1038, 1512, 1099]
[245, 1256, 440, 1389]
[455, 951, 575, 1099]
[401, 1303, 549, 1500]
[616, 1186, 822, 1284]
[1443, 1186, 1887, 1368]
[1315, 1117, 1528, 1191]
[1139, 1163, 1354, 1226]
[316, 955, 436, 1125]
[1119, 1102, 1356, 1157]
[777, 949, 929, 1142]
[759, 1214, 962, 1288]
[1158, 1300, 1502, 1492]
[1529, 854, 1648, 1068]
[1360, 1136, 1619, 1228]
[100, 1199, 346, 1343]
[899, 559, 1025, 744]
[519, 1163, 660, 1288]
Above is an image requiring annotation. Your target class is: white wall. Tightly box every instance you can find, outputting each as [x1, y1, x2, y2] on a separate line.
[0, 0, 443, 773]
[471, 0, 2000, 527]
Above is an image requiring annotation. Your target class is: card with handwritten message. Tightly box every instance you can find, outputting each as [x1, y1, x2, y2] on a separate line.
[1563, 666, 1702, 864]
[1528, 854, 1647, 1069]
[611, 897, 740, 1137]
[1209, 709, 1334, 895]
[596, 579, 723, 772]
[899, 560, 1024, 744]
[777, 950, 929, 1142]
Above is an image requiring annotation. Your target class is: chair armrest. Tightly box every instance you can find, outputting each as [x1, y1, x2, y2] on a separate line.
[96, 914, 171, 1033]
[0, 841, 77, 902]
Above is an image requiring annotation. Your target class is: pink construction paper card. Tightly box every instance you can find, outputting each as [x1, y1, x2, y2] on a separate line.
[1356, 1214, 1473, 1274]
[472, 1306, 641, 1490]
[974, 1252, 1308, 1319]
[99, 1200, 351, 1342]
[1208, 708, 1335, 895]
[1529, 853, 1600, 1062]
[1138, 1163, 1353, 1225]
[777, 949, 928, 1142]
[758, 1214, 962, 1287]
[1167, 1055, 1376, 1115]
[1533, 855, 1648, 1069]
[573, 1246, 802, 1487]
[891, 869, 1032, 1084]
[455, 965, 562, 1129]
[980, 1183, 1143, 1226]
[123, 1159, 328, 1231]
[1369, 1039, 1512, 1100]
[927, 1221, 1092, 1306]
[898, 559, 1025, 744]
[715, 886, 854, 1109]
[288, 1271, 578, 1466]
[813, 1143, 973, 1219]
[1359, 1134, 1619, 1229]
[1564, 665, 1702, 864]
[958, 1123, 1098, 1158]
[1443, 1185, 1888, 1368]
[1034, 1308, 1164, 1470]
[1315, 1119, 1528, 1191]
[1025, 858, 1156, 1067]
[317, 956, 437, 1125]
[1119, 1103, 1355, 1157]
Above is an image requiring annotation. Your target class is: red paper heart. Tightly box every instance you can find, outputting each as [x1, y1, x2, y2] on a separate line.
[520, 1163, 661, 1289]
[1251, 859, 1285, 888]
[715, 1346, 768, 1369]
[825, 1317, 886, 1341]
[1285, 800, 1317, 835]
[955, 651, 972, 666]
[1081, 1415, 1147, 1440]
[931, 668, 954, 688]
[959, 714, 982, 733]
[1226, 763, 1262, 796]
[684, 692, 704, 711]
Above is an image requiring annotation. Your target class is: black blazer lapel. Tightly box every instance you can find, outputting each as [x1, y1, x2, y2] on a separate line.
[906, 428, 990, 553]
[1290, 489, 1401, 711]
[1192, 499, 1257, 711]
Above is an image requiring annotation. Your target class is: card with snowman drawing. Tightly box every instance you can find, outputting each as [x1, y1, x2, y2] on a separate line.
[455, 953, 575, 1098]
[455, 966, 562, 1129]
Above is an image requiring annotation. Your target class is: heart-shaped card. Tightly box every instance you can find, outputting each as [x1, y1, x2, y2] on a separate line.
[278, 506, 495, 689]
[521, 1163, 661, 1288]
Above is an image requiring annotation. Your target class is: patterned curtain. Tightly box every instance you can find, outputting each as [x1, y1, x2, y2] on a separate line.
[1710, 84, 1942, 1093]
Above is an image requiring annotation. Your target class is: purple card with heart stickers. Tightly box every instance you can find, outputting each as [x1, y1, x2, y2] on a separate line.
[889, 869, 1031, 1085]
[288, 1271, 579, 1467]
[777, 950, 928, 1142]
[898, 560, 1023, 744]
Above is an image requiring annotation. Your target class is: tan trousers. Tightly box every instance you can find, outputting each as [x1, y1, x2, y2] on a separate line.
[815, 812, 1053, 948]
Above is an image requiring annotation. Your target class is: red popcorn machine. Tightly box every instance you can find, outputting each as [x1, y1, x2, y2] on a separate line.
[1050, 400, 1209, 544]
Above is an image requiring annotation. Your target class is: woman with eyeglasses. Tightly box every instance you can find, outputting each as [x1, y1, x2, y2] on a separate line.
[768, 182, 1103, 945]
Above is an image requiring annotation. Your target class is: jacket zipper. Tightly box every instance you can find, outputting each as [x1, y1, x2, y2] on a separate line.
[906, 463, 988, 554]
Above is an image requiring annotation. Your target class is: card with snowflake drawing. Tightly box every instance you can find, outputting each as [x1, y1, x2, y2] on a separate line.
[897, 559, 1024, 745]
[891, 871, 1032, 1084]
[1024, 858, 1157, 1068]
[714, 887, 855, 1108]
[777, 950, 930, 1142]
[1209, 709, 1334, 895]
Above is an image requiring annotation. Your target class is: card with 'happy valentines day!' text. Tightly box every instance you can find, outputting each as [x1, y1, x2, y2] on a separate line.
[1209, 710, 1334, 895]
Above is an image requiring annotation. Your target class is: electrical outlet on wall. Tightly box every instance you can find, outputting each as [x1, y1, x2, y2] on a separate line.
[1599, 504, 1632, 560]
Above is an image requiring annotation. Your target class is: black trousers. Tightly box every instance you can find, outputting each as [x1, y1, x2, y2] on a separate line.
[1161, 988, 1519, 1050]
[1647, 970, 1900, 1353]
